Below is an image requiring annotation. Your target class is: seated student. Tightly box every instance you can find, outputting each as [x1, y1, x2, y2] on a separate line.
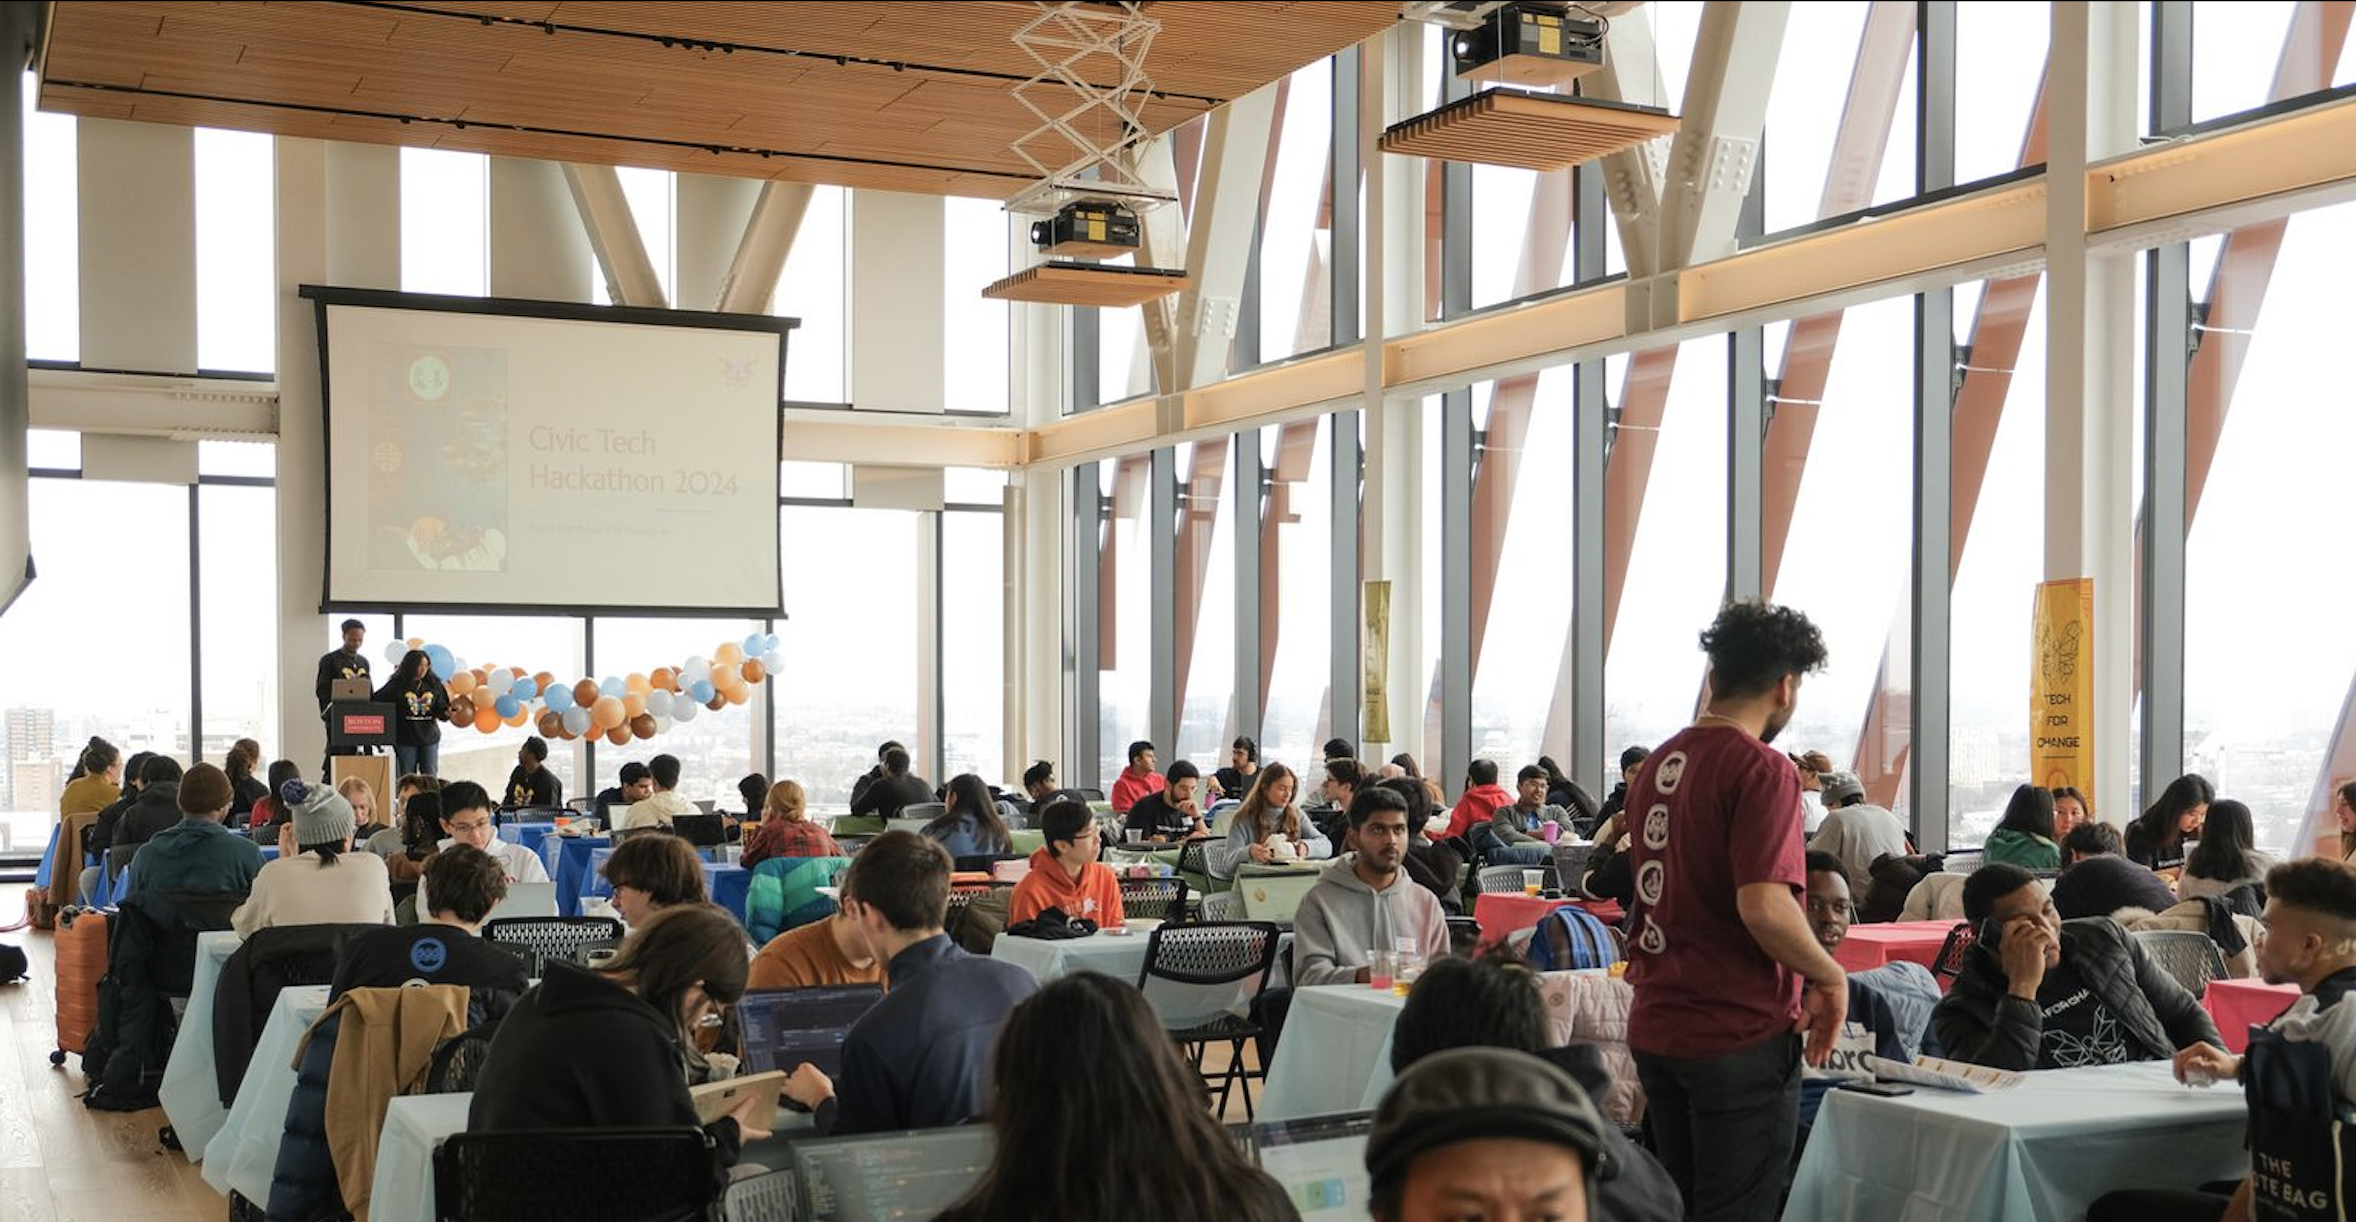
[619, 754, 698, 831]
[337, 777, 387, 844]
[600, 832, 710, 927]
[592, 761, 652, 826]
[471, 904, 769, 1169]
[1469, 765, 1559, 867]
[1367, 1047, 1607, 1222]
[1124, 760, 1209, 844]
[933, 974, 1298, 1222]
[748, 908, 885, 991]
[1981, 784, 2063, 871]
[1010, 800, 1124, 928]
[2129, 772, 2214, 874]
[122, 762, 263, 900]
[1809, 771, 1912, 897]
[2050, 821, 2180, 920]
[2088, 858, 2356, 1222]
[112, 755, 188, 852]
[778, 832, 1038, 1133]
[366, 774, 440, 857]
[1293, 787, 1450, 987]
[739, 780, 840, 866]
[847, 745, 932, 821]
[1212, 736, 1260, 804]
[502, 736, 563, 810]
[1379, 777, 1466, 916]
[1389, 954, 1682, 1222]
[330, 845, 529, 1025]
[417, 782, 551, 914]
[1800, 852, 1939, 1134]
[231, 780, 395, 937]
[919, 774, 1014, 860]
[87, 750, 153, 855]
[1441, 758, 1514, 843]
[847, 740, 903, 812]
[1210, 763, 1331, 881]
[244, 760, 304, 841]
[1019, 759, 1077, 818]
[2177, 798, 2277, 903]
[1934, 862, 2221, 1070]
[1108, 740, 1165, 815]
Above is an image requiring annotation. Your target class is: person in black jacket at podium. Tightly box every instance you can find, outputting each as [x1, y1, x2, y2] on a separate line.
[504, 736, 563, 809]
[316, 619, 375, 777]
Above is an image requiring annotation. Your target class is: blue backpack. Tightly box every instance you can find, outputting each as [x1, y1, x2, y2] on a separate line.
[1524, 906, 1622, 972]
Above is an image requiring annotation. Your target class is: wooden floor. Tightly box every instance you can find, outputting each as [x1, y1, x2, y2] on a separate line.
[0, 896, 222, 1222]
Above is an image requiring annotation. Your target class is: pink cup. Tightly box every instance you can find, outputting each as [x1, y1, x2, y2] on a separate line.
[1541, 820, 1561, 844]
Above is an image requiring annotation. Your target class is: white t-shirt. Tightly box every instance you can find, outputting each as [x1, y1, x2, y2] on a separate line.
[620, 791, 699, 831]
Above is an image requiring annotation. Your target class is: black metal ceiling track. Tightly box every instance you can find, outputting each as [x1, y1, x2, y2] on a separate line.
[331, 0, 1233, 107]
[39, 77, 1046, 184]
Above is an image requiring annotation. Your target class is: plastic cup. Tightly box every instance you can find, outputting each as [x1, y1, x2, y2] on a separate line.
[1369, 950, 1395, 991]
[1523, 868, 1544, 896]
[1541, 820, 1561, 844]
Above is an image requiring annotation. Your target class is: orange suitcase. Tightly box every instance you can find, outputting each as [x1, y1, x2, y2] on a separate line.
[50, 908, 107, 1064]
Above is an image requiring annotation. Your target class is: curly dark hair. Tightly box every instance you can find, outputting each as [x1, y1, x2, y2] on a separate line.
[1699, 601, 1829, 699]
[2267, 858, 2356, 926]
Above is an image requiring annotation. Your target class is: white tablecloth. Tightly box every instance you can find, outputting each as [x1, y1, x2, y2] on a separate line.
[159, 930, 243, 1159]
[1781, 1060, 2249, 1222]
[202, 984, 330, 1204]
[1258, 985, 1406, 1120]
[991, 920, 1162, 984]
[370, 1091, 814, 1222]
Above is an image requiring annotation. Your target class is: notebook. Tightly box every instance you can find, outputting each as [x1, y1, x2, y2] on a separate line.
[792, 1125, 994, 1222]
[1246, 1111, 1375, 1221]
[691, 1069, 790, 1131]
[735, 984, 885, 1079]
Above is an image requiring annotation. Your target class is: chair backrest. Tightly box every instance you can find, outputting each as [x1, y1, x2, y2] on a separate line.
[1074, 787, 1106, 801]
[103, 843, 139, 881]
[1119, 877, 1189, 923]
[483, 917, 624, 977]
[1930, 920, 1977, 981]
[424, 1023, 499, 1094]
[1445, 915, 1482, 957]
[900, 802, 947, 824]
[1135, 921, 1282, 1029]
[433, 1127, 718, 1222]
[1198, 890, 1246, 923]
[2134, 928, 2230, 996]
[1477, 864, 1544, 894]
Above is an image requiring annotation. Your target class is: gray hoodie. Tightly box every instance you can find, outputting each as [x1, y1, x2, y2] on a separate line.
[1291, 853, 1451, 987]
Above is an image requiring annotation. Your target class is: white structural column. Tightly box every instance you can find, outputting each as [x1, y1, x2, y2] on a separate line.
[1360, 24, 1430, 760]
[273, 137, 401, 765]
[1657, 2, 1789, 269]
[77, 119, 196, 373]
[552, 162, 655, 305]
[1581, 6, 1670, 280]
[1171, 84, 1283, 399]
[494, 159, 598, 303]
[2045, 3, 2140, 821]
[1010, 212, 1066, 773]
[674, 173, 761, 312]
[849, 190, 947, 412]
[714, 182, 814, 315]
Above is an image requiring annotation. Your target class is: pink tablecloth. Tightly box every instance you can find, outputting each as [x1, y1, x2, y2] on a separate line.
[1473, 893, 1625, 950]
[1833, 919, 1960, 974]
[2203, 978, 2300, 1053]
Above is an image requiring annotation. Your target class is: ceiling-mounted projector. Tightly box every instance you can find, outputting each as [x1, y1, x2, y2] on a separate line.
[1029, 200, 1140, 259]
[1451, 3, 1606, 87]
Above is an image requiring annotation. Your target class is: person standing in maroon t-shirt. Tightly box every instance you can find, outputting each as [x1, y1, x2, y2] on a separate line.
[1623, 602, 1848, 1222]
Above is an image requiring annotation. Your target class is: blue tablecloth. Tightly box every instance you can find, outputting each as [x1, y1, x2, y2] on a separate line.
[552, 836, 612, 917]
[498, 821, 556, 861]
[573, 845, 749, 924]
[33, 822, 59, 887]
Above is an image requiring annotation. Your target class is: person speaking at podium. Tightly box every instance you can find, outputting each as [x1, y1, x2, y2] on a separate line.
[316, 619, 374, 777]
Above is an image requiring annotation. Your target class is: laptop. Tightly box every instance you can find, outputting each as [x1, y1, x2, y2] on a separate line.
[1246, 1112, 1375, 1221]
[735, 984, 885, 1079]
[670, 812, 725, 846]
[328, 677, 373, 701]
[792, 1125, 994, 1222]
[484, 882, 557, 921]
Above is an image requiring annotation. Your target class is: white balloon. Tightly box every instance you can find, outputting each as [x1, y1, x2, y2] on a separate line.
[384, 642, 407, 664]
[560, 708, 591, 735]
[671, 698, 699, 724]
[651, 713, 673, 734]
[478, 670, 509, 698]
[760, 650, 784, 672]
[644, 690, 674, 718]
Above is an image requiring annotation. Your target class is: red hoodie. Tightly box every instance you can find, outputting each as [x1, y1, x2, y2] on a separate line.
[1444, 783, 1514, 842]
[1007, 847, 1126, 927]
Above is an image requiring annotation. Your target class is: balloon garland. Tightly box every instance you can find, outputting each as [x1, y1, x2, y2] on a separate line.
[383, 633, 784, 746]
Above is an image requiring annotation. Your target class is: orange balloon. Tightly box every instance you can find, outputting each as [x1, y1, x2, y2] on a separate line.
[573, 679, 599, 708]
[605, 726, 632, 746]
[740, 659, 766, 684]
[591, 695, 625, 730]
[474, 705, 501, 733]
[622, 694, 647, 719]
[709, 662, 740, 689]
[509, 666, 525, 680]
[714, 642, 744, 666]
[503, 706, 529, 728]
[650, 667, 675, 692]
[707, 694, 728, 712]
[449, 673, 476, 696]
[406, 637, 422, 648]
[624, 672, 650, 695]
[450, 695, 476, 724]
[629, 713, 657, 740]
[724, 684, 749, 706]
[533, 670, 553, 691]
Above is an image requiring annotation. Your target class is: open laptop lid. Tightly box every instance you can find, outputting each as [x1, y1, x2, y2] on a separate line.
[1246, 1111, 1375, 1222]
[791, 1124, 993, 1222]
[484, 882, 557, 921]
[735, 984, 884, 1079]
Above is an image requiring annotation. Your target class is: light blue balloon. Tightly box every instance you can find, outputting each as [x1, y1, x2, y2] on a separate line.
[493, 694, 521, 719]
[765, 633, 782, 653]
[543, 684, 575, 713]
[599, 676, 626, 698]
[743, 632, 766, 655]
[688, 680, 716, 703]
[425, 644, 454, 680]
[561, 707, 591, 735]
[511, 676, 539, 701]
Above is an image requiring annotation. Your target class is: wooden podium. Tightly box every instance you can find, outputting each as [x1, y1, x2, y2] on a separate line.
[331, 754, 394, 807]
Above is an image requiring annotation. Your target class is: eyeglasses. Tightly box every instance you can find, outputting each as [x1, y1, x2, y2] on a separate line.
[447, 820, 493, 835]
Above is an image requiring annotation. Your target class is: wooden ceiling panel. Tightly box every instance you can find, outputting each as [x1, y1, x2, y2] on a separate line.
[38, 0, 1396, 197]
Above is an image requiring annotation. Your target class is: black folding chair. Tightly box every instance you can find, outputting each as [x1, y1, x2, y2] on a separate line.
[1135, 921, 1282, 1120]
[424, 1023, 500, 1094]
[1931, 919, 1978, 982]
[483, 917, 624, 977]
[433, 1127, 718, 1222]
[1118, 877, 1189, 924]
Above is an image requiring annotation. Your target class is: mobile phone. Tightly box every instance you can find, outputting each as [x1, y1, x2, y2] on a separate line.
[1979, 918, 2006, 952]
[1835, 1080, 1914, 1097]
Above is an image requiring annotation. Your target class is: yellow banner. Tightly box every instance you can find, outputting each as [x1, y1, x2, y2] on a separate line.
[1363, 580, 1391, 744]
[2031, 578, 2095, 793]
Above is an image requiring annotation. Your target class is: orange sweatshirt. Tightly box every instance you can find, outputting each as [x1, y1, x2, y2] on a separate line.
[1006, 848, 1125, 928]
